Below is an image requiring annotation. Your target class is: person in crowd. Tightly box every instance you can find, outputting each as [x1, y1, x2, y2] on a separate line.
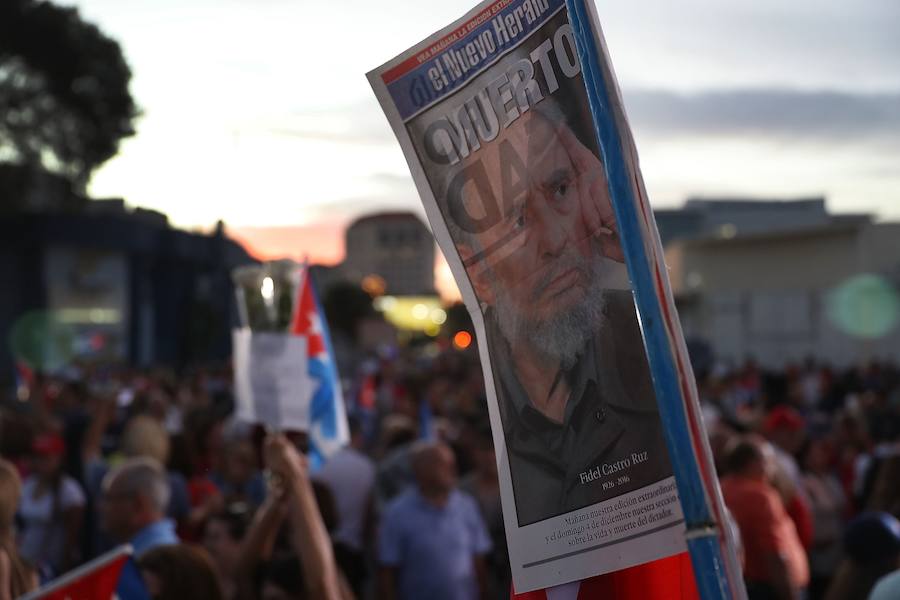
[203, 506, 250, 600]
[264, 433, 351, 599]
[373, 415, 418, 508]
[378, 441, 491, 600]
[800, 436, 846, 599]
[229, 433, 351, 600]
[459, 422, 508, 600]
[0, 459, 37, 599]
[315, 415, 375, 597]
[83, 410, 191, 538]
[211, 437, 267, 509]
[763, 407, 815, 550]
[824, 511, 900, 600]
[100, 457, 179, 600]
[17, 432, 85, 576]
[138, 543, 224, 600]
[720, 436, 809, 600]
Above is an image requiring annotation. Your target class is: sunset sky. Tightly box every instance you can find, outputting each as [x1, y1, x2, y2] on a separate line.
[62, 0, 900, 283]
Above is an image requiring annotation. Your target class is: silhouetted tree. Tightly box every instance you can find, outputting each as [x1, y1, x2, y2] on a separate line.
[0, 0, 138, 206]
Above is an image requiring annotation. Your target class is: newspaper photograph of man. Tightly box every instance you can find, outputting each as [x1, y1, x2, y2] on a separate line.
[426, 75, 674, 527]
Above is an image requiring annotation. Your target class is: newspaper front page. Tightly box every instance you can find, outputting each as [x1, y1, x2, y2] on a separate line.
[368, 0, 686, 590]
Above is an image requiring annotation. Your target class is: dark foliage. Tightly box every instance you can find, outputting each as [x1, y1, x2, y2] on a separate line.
[0, 0, 138, 193]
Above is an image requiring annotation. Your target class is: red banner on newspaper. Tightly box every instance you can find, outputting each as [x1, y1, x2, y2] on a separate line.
[513, 553, 698, 599]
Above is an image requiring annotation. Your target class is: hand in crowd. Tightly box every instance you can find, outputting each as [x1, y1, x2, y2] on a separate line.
[263, 433, 309, 491]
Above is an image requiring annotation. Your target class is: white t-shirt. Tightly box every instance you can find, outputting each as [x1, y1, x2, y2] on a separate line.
[315, 447, 375, 551]
[18, 475, 86, 572]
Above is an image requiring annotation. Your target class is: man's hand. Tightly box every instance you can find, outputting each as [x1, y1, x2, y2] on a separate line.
[264, 433, 308, 488]
[557, 125, 625, 263]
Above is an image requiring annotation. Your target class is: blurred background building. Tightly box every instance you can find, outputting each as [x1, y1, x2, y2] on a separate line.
[0, 199, 254, 378]
[341, 212, 435, 296]
[663, 199, 900, 368]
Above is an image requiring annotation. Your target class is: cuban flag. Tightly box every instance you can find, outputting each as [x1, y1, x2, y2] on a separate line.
[234, 266, 349, 467]
[19, 545, 130, 600]
[289, 266, 349, 467]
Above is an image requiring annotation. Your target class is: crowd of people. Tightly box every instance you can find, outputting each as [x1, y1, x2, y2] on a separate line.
[0, 348, 898, 600]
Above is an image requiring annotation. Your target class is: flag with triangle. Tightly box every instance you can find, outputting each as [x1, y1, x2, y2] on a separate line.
[19, 546, 130, 600]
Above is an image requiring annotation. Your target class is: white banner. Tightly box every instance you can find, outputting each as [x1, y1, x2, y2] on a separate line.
[233, 328, 314, 432]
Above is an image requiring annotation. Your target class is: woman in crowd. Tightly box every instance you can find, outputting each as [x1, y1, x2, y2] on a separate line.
[17, 432, 85, 577]
[0, 459, 36, 600]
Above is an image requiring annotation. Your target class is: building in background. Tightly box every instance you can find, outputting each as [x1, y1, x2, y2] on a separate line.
[666, 216, 900, 368]
[342, 212, 435, 296]
[653, 196, 870, 247]
[0, 200, 254, 381]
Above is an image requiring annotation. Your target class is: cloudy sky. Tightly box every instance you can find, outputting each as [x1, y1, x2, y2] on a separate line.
[62, 0, 900, 266]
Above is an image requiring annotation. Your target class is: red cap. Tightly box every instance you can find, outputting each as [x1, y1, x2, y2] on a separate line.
[32, 433, 66, 456]
[763, 406, 805, 433]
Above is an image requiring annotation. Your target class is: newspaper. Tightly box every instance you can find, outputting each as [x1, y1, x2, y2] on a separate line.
[368, 0, 686, 590]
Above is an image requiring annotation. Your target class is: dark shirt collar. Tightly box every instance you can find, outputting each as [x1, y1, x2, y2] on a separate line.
[485, 308, 599, 432]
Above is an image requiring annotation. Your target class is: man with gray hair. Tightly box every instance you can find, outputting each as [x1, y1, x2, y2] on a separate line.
[437, 97, 672, 526]
[100, 457, 178, 600]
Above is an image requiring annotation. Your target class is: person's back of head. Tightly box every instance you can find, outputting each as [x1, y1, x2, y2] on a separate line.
[137, 544, 224, 600]
[101, 457, 170, 542]
[122, 415, 170, 465]
[824, 511, 900, 600]
[723, 436, 768, 479]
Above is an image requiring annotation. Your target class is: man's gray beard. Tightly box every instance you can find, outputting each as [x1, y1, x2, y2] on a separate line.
[491, 252, 608, 371]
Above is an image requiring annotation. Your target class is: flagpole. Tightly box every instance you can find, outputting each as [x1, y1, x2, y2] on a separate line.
[562, 1, 743, 598]
[18, 544, 132, 600]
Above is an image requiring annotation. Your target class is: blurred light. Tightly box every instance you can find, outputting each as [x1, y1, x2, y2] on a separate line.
[9, 310, 76, 372]
[361, 274, 387, 297]
[686, 272, 703, 290]
[56, 308, 121, 324]
[827, 273, 900, 339]
[453, 331, 472, 349]
[379, 296, 442, 331]
[425, 323, 440, 337]
[260, 276, 275, 300]
[412, 303, 429, 320]
[374, 295, 397, 312]
[430, 308, 447, 325]
[717, 223, 737, 239]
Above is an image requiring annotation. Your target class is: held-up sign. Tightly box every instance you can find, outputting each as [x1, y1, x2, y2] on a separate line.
[368, 0, 741, 594]
[233, 266, 348, 462]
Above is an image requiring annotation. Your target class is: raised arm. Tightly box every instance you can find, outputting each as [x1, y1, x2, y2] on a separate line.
[264, 434, 346, 600]
[234, 492, 288, 599]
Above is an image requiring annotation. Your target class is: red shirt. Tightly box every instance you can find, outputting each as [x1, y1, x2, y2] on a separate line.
[721, 475, 809, 589]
